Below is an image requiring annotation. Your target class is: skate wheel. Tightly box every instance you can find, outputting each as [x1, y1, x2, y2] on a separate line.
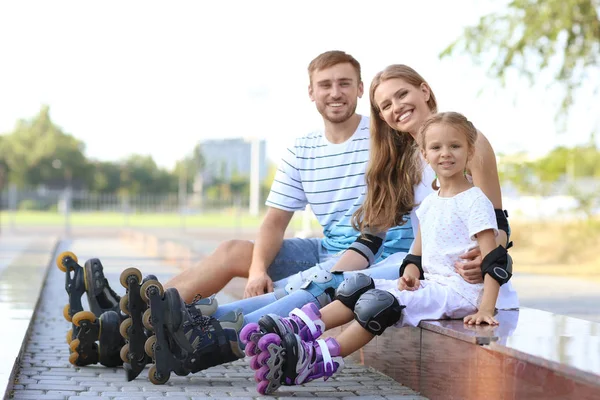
[244, 341, 258, 357]
[255, 364, 270, 382]
[56, 251, 78, 272]
[142, 309, 153, 330]
[256, 350, 270, 367]
[140, 280, 164, 303]
[120, 343, 130, 363]
[68, 351, 80, 365]
[240, 322, 259, 343]
[119, 318, 132, 340]
[63, 304, 72, 322]
[256, 379, 272, 395]
[119, 296, 130, 315]
[120, 267, 142, 289]
[148, 364, 169, 385]
[69, 338, 81, 352]
[66, 329, 73, 344]
[257, 333, 281, 352]
[72, 311, 96, 327]
[144, 335, 157, 358]
[249, 354, 262, 370]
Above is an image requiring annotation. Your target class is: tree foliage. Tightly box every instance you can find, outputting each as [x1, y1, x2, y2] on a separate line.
[1, 106, 90, 187]
[0, 106, 276, 203]
[441, 0, 600, 114]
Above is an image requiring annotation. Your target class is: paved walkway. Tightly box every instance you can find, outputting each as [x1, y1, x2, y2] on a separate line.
[7, 237, 427, 400]
[0, 235, 57, 396]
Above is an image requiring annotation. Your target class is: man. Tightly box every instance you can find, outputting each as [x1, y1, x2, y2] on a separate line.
[164, 50, 376, 302]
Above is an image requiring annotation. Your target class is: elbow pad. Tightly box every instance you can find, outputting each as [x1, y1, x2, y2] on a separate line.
[481, 245, 512, 286]
[398, 254, 424, 280]
[494, 209, 513, 249]
[347, 233, 384, 266]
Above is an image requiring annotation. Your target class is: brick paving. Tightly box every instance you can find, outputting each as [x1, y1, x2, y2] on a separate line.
[6, 237, 427, 399]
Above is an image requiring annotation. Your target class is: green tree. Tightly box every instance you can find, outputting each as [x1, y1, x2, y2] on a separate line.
[120, 154, 174, 194]
[89, 161, 122, 193]
[441, 0, 600, 116]
[1, 106, 90, 187]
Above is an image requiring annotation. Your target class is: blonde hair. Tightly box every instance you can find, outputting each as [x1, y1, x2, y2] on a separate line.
[308, 50, 361, 84]
[352, 65, 437, 233]
[418, 112, 478, 190]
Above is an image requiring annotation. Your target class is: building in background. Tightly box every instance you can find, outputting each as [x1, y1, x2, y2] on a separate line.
[199, 138, 267, 184]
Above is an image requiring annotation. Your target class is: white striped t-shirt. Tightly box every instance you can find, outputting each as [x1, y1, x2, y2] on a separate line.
[266, 115, 414, 258]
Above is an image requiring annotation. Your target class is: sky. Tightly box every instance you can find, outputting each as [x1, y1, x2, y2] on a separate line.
[0, 0, 598, 170]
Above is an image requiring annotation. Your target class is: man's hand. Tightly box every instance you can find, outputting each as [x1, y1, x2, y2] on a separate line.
[398, 275, 420, 291]
[455, 247, 484, 284]
[244, 272, 274, 298]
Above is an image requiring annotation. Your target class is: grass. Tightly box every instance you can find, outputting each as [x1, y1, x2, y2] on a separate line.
[2, 211, 599, 281]
[0, 210, 267, 228]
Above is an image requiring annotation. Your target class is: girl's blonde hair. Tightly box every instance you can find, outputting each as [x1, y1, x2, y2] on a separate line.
[418, 112, 478, 190]
[352, 64, 437, 233]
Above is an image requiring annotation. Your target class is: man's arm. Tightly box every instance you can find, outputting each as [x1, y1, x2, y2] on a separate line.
[244, 207, 294, 298]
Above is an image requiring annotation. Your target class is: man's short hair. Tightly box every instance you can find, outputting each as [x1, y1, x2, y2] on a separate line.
[308, 50, 361, 84]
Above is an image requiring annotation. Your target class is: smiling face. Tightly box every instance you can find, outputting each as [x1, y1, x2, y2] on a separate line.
[373, 78, 432, 138]
[309, 62, 363, 124]
[421, 123, 473, 180]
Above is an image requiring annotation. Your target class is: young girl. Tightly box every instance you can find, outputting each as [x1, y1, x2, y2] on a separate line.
[247, 112, 513, 395]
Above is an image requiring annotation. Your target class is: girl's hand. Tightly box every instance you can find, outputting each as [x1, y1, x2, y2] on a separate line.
[464, 310, 499, 325]
[398, 275, 420, 291]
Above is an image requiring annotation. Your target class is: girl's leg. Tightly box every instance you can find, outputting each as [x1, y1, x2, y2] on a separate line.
[334, 321, 375, 357]
[318, 300, 354, 330]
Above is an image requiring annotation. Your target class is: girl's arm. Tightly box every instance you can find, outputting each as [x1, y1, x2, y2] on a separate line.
[402, 227, 422, 280]
[469, 132, 508, 248]
[464, 229, 500, 325]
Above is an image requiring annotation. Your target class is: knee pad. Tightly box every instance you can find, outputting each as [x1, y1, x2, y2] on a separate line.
[300, 272, 346, 307]
[354, 289, 404, 336]
[279, 266, 346, 306]
[334, 273, 374, 311]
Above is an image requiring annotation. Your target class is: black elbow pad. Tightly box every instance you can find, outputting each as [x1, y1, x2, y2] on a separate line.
[481, 245, 512, 286]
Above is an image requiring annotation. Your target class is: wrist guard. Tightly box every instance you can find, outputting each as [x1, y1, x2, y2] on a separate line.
[398, 254, 424, 280]
[481, 245, 512, 286]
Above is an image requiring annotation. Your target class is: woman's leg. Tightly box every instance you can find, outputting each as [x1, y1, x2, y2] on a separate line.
[211, 292, 279, 320]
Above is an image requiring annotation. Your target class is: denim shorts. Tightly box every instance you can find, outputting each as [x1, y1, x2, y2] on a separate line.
[266, 237, 335, 282]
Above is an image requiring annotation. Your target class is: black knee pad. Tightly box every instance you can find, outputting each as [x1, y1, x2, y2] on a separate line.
[354, 289, 404, 336]
[334, 273, 374, 311]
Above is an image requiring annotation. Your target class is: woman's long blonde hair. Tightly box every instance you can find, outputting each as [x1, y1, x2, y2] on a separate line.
[352, 65, 437, 233]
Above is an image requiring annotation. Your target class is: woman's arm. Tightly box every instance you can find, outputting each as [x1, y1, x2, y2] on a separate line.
[331, 230, 387, 272]
[469, 131, 508, 248]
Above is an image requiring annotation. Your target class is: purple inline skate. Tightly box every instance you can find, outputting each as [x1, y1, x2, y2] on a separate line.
[252, 332, 344, 394]
[239, 303, 325, 368]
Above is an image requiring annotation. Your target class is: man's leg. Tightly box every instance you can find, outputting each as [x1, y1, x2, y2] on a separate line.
[164, 239, 255, 303]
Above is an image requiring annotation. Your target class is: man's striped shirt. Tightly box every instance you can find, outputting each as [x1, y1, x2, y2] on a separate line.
[266, 115, 414, 259]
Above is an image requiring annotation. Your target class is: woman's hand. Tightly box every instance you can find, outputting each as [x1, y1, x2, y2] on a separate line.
[455, 247, 484, 284]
